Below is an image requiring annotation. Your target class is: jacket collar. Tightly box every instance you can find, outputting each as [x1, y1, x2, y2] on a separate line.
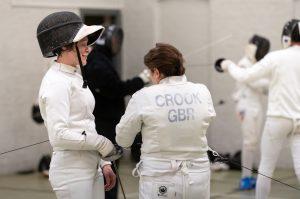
[52, 61, 81, 75]
[159, 75, 187, 84]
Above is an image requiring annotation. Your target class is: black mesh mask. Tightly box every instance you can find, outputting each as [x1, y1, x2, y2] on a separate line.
[95, 25, 124, 56]
[37, 11, 83, 58]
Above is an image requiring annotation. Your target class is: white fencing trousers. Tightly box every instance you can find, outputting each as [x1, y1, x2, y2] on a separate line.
[239, 108, 263, 177]
[133, 157, 210, 199]
[255, 117, 300, 199]
[49, 151, 105, 199]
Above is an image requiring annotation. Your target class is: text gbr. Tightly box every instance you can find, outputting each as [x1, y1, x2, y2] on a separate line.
[155, 92, 202, 122]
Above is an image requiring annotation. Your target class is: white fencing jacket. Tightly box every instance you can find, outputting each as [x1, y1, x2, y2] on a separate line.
[116, 75, 216, 160]
[232, 57, 269, 111]
[39, 62, 113, 166]
[227, 46, 300, 119]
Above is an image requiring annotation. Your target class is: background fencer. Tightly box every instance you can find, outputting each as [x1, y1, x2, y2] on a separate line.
[215, 19, 300, 199]
[85, 25, 150, 199]
[37, 11, 119, 199]
[85, 25, 150, 146]
[116, 43, 216, 199]
[229, 35, 270, 190]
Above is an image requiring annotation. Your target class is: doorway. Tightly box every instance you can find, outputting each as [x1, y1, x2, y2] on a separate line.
[81, 9, 123, 74]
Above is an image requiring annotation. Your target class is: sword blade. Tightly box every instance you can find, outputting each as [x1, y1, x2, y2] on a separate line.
[112, 161, 127, 199]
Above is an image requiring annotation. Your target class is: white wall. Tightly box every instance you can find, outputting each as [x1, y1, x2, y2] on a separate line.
[122, 0, 158, 79]
[158, 0, 210, 85]
[0, 0, 299, 174]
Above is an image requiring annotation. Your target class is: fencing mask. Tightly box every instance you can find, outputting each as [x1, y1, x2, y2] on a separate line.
[245, 35, 270, 63]
[95, 25, 124, 56]
[282, 19, 300, 48]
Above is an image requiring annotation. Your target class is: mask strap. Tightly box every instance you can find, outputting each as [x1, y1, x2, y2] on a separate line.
[75, 43, 88, 88]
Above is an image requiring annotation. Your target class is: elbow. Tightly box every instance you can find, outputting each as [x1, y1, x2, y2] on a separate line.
[116, 134, 132, 148]
[115, 127, 132, 148]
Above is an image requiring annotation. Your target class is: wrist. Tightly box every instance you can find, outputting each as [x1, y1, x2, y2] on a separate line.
[102, 164, 112, 169]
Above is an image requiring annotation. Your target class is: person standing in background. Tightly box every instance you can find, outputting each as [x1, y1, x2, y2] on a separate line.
[85, 25, 150, 199]
[231, 35, 270, 190]
[215, 20, 300, 199]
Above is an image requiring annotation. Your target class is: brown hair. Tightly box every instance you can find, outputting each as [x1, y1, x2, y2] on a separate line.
[144, 43, 185, 77]
[53, 43, 74, 56]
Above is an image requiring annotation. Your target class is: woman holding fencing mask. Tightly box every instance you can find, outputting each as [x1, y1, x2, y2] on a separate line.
[36, 11, 119, 199]
[116, 43, 216, 199]
[215, 19, 300, 199]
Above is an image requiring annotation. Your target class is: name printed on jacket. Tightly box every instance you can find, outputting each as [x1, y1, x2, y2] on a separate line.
[155, 92, 202, 123]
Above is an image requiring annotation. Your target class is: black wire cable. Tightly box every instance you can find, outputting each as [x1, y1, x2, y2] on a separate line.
[209, 149, 300, 191]
[0, 140, 49, 156]
[231, 159, 300, 191]
[112, 161, 127, 199]
[1, 141, 299, 192]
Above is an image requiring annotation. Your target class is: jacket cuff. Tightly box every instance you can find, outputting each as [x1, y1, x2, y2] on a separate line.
[100, 159, 112, 168]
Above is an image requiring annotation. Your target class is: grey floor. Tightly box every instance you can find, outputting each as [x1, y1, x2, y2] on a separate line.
[0, 156, 299, 199]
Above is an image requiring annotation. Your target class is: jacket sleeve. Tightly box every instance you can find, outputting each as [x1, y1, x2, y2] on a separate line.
[42, 82, 114, 156]
[247, 78, 269, 90]
[115, 93, 142, 148]
[227, 54, 275, 83]
[203, 85, 216, 120]
[87, 59, 144, 99]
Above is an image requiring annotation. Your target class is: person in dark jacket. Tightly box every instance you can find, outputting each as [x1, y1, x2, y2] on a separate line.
[85, 25, 150, 199]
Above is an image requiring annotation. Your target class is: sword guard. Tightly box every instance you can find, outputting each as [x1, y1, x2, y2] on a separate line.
[101, 144, 123, 161]
[207, 148, 229, 163]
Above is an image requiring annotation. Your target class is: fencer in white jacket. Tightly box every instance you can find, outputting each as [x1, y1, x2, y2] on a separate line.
[217, 22, 300, 199]
[37, 12, 117, 199]
[116, 43, 216, 199]
[232, 35, 270, 190]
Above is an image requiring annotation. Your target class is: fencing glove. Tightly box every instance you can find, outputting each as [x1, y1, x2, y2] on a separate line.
[214, 58, 234, 72]
[101, 144, 123, 161]
[138, 69, 151, 84]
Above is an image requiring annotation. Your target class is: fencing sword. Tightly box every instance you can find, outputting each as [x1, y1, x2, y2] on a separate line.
[0, 140, 49, 156]
[208, 147, 300, 191]
[112, 161, 127, 199]
[2, 141, 300, 192]
[185, 34, 233, 60]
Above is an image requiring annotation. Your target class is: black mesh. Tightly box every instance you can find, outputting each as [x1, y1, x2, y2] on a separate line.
[249, 35, 270, 61]
[37, 11, 83, 58]
[96, 25, 123, 56]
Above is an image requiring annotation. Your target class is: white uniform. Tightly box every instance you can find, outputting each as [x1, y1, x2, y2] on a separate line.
[226, 46, 300, 199]
[232, 57, 268, 177]
[39, 62, 113, 199]
[116, 75, 216, 199]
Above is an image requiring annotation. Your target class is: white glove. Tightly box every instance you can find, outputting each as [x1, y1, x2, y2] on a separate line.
[101, 144, 123, 161]
[138, 69, 151, 84]
[221, 60, 234, 71]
